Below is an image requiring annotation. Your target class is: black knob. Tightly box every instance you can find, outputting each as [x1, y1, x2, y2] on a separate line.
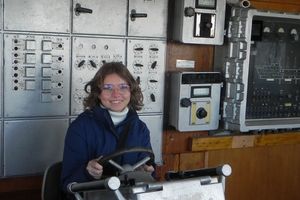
[75, 3, 93, 16]
[150, 94, 156, 102]
[205, 22, 213, 29]
[78, 60, 85, 68]
[136, 76, 140, 84]
[151, 61, 157, 69]
[184, 7, 195, 17]
[196, 107, 207, 119]
[90, 60, 97, 68]
[180, 98, 191, 107]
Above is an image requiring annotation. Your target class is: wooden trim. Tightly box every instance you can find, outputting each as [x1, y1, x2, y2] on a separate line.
[0, 176, 43, 193]
[190, 132, 300, 151]
[251, 1, 300, 13]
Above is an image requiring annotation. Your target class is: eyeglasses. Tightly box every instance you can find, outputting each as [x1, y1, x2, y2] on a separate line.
[101, 83, 130, 95]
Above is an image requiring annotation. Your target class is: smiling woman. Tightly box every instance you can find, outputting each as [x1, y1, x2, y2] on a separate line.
[60, 62, 155, 198]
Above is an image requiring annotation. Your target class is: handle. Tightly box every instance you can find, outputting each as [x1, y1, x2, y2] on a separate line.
[130, 9, 147, 21]
[75, 3, 93, 16]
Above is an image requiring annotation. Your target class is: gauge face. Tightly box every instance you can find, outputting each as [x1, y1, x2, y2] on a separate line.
[196, 0, 216, 9]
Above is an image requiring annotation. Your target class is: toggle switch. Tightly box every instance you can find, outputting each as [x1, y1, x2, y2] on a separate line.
[150, 94, 156, 102]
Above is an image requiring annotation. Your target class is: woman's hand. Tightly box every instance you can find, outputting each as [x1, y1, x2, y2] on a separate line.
[136, 164, 155, 173]
[86, 158, 103, 179]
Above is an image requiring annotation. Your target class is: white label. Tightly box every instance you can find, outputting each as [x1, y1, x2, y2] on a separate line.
[176, 59, 195, 68]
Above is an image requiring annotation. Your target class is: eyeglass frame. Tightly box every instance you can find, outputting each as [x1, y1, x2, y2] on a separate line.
[100, 83, 131, 95]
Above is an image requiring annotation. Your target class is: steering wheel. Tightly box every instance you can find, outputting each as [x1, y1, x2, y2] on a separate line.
[97, 147, 155, 174]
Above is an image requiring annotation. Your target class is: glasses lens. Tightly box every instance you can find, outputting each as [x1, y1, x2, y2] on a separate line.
[102, 84, 130, 95]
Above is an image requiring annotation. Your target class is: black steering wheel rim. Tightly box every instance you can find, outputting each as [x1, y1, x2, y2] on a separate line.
[97, 147, 154, 166]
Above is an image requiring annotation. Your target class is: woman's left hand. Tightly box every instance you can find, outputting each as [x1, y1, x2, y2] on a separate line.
[137, 164, 155, 172]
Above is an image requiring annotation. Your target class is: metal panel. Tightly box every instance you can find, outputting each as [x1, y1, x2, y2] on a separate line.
[0, 35, 2, 118]
[128, 0, 168, 38]
[3, 34, 70, 117]
[139, 115, 163, 164]
[3, 119, 68, 176]
[71, 37, 126, 115]
[0, 0, 2, 31]
[127, 39, 166, 114]
[72, 0, 127, 35]
[0, 121, 2, 176]
[3, 0, 70, 33]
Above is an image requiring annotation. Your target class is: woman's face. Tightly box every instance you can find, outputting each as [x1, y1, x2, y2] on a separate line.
[98, 73, 131, 112]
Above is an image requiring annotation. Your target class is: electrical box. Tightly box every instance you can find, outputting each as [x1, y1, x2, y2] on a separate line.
[172, 0, 226, 45]
[169, 72, 222, 131]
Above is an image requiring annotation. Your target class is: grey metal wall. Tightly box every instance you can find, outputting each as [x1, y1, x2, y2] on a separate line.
[0, 0, 168, 177]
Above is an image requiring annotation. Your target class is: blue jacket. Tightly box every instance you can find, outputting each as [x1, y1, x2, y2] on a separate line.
[61, 106, 153, 191]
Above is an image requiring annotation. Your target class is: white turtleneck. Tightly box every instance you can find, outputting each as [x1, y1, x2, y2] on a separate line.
[108, 107, 129, 125]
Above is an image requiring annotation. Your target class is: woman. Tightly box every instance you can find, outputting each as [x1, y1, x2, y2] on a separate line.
[61, 62, 154, 192]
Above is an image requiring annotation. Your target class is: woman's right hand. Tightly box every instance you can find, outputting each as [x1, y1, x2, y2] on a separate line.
[86, 158, 103, 179]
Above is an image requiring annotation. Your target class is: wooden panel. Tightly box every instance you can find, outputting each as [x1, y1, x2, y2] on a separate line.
[0, 176, 42, 193]
[255, 132, 300, 146]
[0, 190, 41, 200]
[251, 1, 300, 12]
[206, 144, 300, 200]
[156, 154, 180, 181]
[163, 129, 208, 153]
[179, 152, 205, 171]
[190, 132, 300, 151]
[252, 0, 300, 4]
[190, 135, 233, 151]
[166, 41, 214, 72]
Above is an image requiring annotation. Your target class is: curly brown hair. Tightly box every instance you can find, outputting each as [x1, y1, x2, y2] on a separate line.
[83, 62, 143, 111]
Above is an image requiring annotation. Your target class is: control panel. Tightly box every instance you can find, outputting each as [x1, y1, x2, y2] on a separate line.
[172, 0, 226, 45]
[169, 72, 222, 131]
[218, 8, 300, 132]
[3, 34, 70, 117]
[127, 39, 166, 114]
[71, 37, 126, 115]
[0, 0, 167, 177]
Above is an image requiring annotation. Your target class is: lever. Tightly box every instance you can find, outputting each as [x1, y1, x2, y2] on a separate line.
[89, 60, 97, 68]
[151, 61, 157, 69]
[77, 60, 85, 68]
[130, 9, 147, 21]
[75, 3, 93, 16]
